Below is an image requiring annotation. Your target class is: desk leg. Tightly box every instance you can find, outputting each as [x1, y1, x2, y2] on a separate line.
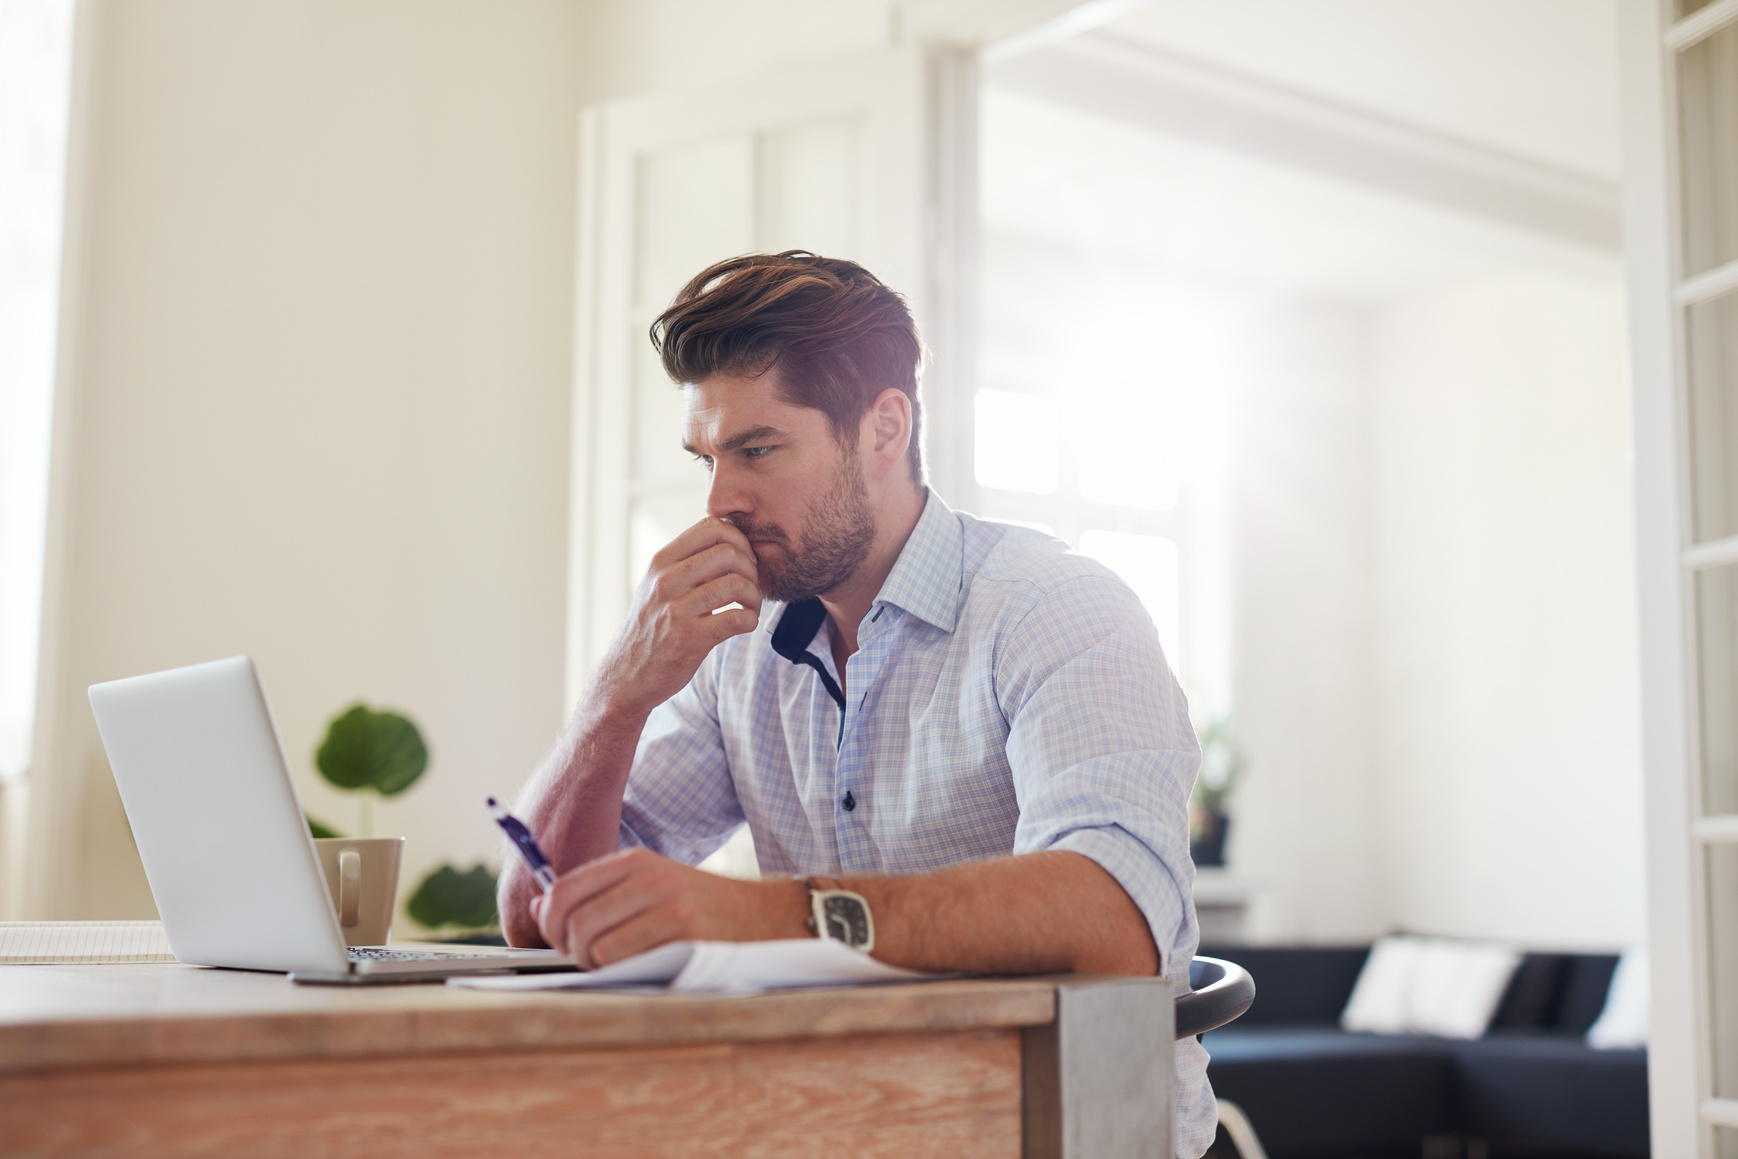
[1022, 978, 1173, 1159]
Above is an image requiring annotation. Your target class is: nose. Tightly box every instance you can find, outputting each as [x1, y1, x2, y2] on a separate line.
[705, 460, 751, 523]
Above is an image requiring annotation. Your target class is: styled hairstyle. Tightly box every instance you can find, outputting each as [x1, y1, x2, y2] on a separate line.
[650, 251, 926, 483]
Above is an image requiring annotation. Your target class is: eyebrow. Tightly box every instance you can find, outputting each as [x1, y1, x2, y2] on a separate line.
[683, 425, 785, 455]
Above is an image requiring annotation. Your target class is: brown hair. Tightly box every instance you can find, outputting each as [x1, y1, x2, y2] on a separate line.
[650, 251, 926, 483]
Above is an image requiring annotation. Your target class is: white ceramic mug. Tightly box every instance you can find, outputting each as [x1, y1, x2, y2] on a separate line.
[312, 837, 404, 947]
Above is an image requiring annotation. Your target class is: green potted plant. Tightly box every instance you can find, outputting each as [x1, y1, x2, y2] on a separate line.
[305, 703, 428, 838]
[1190, 716, 1243, 867]
[406, 863, 501, 938]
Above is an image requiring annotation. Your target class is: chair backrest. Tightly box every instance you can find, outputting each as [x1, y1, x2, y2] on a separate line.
[1196, 944, 1367, 1025]
[1177, 955, 1256, 1039]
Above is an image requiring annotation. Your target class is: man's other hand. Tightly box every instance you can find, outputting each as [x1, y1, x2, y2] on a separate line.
[595, 517, 762, 720]
[533, 848, 807, 969]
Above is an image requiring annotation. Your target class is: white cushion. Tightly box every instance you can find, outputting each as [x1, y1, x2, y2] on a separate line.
[1341, 935, 1521, 1039]
[1586, 946, 1649, 1049]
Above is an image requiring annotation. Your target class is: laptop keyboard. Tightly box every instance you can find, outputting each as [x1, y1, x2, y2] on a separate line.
[346, 947, 476, 961]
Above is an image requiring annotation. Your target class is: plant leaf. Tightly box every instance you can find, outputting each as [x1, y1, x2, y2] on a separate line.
[315, 704, 428, 797]
[306, 813, 344, 839]
[406, 863, 499, 930]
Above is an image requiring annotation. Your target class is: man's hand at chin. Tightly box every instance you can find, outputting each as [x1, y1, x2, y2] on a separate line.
[532, 847, 809, 969]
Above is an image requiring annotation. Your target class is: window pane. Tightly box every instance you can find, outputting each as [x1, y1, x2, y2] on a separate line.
[1698, 564, 1738, 815]
[1719, 1125, 1738, 1159]
[1680, 0, 1720, 16]
[1079, 530, 1180, 670]
[0, 0, 75, 779]
[1076, 423, 1179, 511]
[1710, 843, 1738, 1098]
[1071, 377, 1182, 512]
[975, 389, 1060, 494]
[1690, 292, 1738, 542]
[1679, 22, 1738, 277]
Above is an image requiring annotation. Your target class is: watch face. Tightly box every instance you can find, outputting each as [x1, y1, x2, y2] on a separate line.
[820, 894, 871, 948]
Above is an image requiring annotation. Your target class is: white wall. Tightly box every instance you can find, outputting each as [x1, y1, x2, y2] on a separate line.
[584, 0, 894, 96]
[1227, 299, 1386, 942]
[1371, 271, 1645, 947]
[23, 0, 592, 919]
[1221, 271, 1643, 949]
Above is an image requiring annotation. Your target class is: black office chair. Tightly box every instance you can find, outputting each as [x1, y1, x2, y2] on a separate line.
[1176, 955, 1255, 1038]
[1175, 956, 1268, 1159]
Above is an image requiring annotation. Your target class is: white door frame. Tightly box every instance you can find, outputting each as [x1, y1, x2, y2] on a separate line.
[1620, 0, 1738, 1152]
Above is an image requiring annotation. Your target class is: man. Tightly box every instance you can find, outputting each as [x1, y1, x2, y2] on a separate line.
[501, 251, 1213, 1156]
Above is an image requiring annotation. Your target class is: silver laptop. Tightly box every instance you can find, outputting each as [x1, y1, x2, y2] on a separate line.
[88, 656, 569, 984]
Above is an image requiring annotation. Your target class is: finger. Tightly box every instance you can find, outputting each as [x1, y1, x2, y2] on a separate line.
[587, 908, 690, 969]
[675, 573, 763, 620]
[536, 855, 641, 954]
[647, 542, 758, 615]
[656, 516, 755, 570]
[561, 874, 675, 970]
[702, 515, 755, 557]
[673, 541, 760, 592]
[699, 605, 760, 646]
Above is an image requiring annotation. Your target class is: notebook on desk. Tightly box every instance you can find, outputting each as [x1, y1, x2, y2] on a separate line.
[0, 921, 176, 963]
[86, 657, 570, 983]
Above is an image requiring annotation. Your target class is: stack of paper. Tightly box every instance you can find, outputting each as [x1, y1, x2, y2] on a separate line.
[448, 938, 936, 994]
[0, 921, 175, 963]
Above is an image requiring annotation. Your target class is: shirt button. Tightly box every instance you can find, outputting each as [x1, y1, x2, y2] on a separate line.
[842, 791, 856, 812]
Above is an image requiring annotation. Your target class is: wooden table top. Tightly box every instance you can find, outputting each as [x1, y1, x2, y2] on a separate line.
[0, 963, 1065, 1075]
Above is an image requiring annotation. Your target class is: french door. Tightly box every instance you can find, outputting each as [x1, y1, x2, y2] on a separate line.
[1626, 0, 1738, 1153]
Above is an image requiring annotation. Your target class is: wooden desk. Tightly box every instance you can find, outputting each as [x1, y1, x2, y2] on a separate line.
[0, 965, 1172, 1158]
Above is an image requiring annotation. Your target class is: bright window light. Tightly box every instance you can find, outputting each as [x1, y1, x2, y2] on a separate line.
[0, 0, 75, 780]
[1076, 421, 1179, 511]
[1079, 530, 1180, 670]
[974, 388, 1060, 494]
[1064, 352, 1186, 512]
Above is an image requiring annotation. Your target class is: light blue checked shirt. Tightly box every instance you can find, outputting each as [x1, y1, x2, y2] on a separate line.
[618, 490, 1214, 1157]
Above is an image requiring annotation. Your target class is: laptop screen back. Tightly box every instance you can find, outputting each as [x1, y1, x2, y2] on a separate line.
[88, 656, 349, 974]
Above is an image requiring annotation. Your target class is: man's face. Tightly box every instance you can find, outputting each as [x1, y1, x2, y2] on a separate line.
[682, 371, 875, 604]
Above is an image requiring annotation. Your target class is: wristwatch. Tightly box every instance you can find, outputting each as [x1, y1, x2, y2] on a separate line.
[804, 876, 874, 953]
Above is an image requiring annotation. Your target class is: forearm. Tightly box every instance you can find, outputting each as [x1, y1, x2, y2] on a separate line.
[841, 850, 1160, 977]
[502, 514, 762, 948]
[499, 693, 648, 946]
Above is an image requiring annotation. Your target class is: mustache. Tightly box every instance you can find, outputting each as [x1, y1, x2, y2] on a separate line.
[725, 516, 788, 543]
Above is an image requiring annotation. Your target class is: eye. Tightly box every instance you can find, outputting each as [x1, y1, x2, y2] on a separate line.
[693, 454, 714, 470]
[742, 445, 773, 460]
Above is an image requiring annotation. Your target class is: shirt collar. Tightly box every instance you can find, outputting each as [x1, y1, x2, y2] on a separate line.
[871, 488, 962, 634]
[767, 487, 964, 659]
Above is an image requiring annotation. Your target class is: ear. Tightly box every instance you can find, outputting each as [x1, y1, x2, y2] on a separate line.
[860, 388, 912, 482]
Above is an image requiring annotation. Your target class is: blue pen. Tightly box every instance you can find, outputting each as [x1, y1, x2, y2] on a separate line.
[487, 797, 558, 891]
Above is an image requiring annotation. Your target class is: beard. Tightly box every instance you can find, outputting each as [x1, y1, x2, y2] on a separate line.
[731, 447, 876, 605]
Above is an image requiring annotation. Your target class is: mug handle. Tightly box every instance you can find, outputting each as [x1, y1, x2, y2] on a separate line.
[338, 849, 362, 927]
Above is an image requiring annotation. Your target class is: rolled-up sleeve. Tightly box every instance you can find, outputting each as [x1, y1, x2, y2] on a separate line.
[998, 574, 1201, 974]
[996, 573, 1217, 1159]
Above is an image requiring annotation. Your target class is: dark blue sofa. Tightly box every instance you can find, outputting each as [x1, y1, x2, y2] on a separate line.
[1199, 945, 1650, 1159]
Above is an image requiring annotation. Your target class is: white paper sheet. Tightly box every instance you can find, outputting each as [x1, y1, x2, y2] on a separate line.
[446, 938, 934, 994]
